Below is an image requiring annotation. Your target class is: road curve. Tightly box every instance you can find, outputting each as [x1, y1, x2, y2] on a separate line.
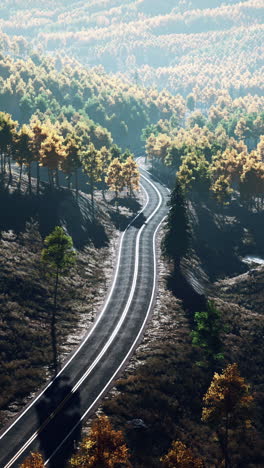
[0, 167, 169, 468]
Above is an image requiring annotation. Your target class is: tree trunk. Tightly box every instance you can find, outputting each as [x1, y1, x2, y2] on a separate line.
[28, 164, 32, 195]
[8, 152, 12, 186]
[18, 164, 23, 191]
[3, 153, 6, 174]
[48, 169, 53, 188]
[36, 161, 40, 195]
[91, 179, 95, 221]
[55, 167, 60, 187]
[54, 268, 59, 311]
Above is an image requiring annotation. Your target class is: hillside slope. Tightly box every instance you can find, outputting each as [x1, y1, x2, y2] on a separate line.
[0, 173, 131, 428]
[0, 0, 263, 98]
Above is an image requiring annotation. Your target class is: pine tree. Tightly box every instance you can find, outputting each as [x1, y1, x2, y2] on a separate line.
[191, 300, 224, 369]
[41, 226, 76, 373]
[41, 226, 76, 310]
[162, 179, 190, 267]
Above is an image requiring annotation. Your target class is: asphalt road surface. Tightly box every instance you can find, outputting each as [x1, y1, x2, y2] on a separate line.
[0, 166, 169, 467]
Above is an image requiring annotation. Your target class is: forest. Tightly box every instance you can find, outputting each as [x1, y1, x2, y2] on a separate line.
[0, 0, 263, 98]
[0, 49, 185, 149]
[0, 1, 263, 467]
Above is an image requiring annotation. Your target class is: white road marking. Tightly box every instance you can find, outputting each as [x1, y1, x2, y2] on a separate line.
[3, 172, 165, 468]
[45, 213, 167, 467]
[0, 182, 149, 444]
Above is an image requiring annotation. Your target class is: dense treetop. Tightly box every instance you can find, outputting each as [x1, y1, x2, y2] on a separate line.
[0, 51, 185, 149]
[0, 1, 263, 97]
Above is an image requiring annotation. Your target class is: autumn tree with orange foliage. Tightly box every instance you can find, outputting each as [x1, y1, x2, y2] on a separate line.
[122, 156, 140, 196]
[106, 158, 125, 202]
[161, 440, 204, 468]
[69, 415, 131, 468]
[39, 130, 66, 188]
[202, 363, 253, 468]
[20, 452, 44, 468]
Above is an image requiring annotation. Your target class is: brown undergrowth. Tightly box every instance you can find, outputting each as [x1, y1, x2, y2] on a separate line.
[0, 173, 144, 428]
[98, 230, 264, 467]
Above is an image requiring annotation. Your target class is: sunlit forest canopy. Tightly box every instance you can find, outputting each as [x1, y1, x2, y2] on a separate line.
[0, 0, 263, 98]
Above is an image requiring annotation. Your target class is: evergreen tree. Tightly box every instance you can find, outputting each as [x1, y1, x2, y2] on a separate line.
[41, 227, 76, 373]
[41, 226, 76, 310]
[162, 179, 190, 267]
[191, 300, 224, 369]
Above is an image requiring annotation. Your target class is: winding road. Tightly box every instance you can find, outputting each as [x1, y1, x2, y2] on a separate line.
[0, 166, 169, 467]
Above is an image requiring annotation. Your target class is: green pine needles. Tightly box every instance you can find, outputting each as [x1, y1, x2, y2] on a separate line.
[191, 300, 224, 369]
[162, 178, 191, 267]
[41, 226, 76, 309]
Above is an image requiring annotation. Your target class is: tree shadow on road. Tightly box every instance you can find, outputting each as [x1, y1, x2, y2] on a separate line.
[109, 210, 146, 231]
[110, 196, 141, 213]
[35, 376, 81, 467]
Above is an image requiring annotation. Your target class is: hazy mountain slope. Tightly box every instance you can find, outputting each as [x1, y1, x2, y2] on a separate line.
[0, 1, 263, 97]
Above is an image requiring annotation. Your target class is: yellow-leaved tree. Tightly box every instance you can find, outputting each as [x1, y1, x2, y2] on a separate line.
[161, 440, 204, 468]
[69, 415, 131, 468]
[122, 156, 140, 196]
[20, 452, 44, 468]
[202, 363, 253, 468]
[105, 158, 125, 202]
[39, 130, 66, 187]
